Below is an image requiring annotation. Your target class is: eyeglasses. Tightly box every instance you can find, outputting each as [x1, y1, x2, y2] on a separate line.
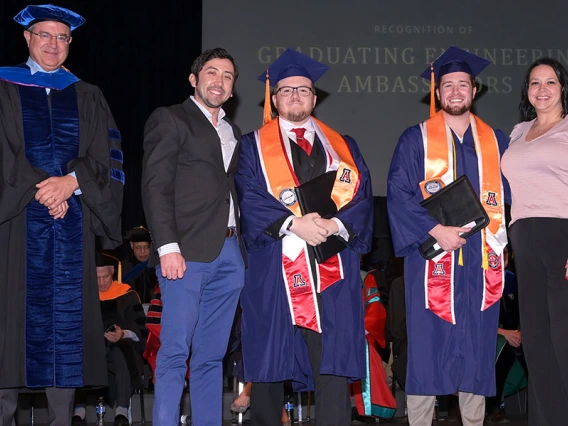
[28, 30, 71, 44]
[276, 86, 314, 97]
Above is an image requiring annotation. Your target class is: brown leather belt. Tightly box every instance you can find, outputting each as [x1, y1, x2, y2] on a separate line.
[225, 227, 236, 238]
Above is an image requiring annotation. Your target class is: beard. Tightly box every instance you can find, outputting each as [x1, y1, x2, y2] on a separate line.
[280, 101, 313, 123]
[441, 100, 472, 116]
[195, 85, 227, 109]
[285, 110, 311, 123]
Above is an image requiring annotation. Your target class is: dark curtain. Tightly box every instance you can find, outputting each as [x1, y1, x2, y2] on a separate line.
[0, 0, 203, 232]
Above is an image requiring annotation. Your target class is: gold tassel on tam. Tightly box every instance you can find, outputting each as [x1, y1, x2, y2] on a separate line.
[102, 252, 123, 283]
[458, 247, 463, 266]
[263, 69, 273, 125]
[429, 63, 436, 118]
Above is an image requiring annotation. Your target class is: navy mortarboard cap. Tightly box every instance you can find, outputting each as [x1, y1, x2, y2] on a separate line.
[96, 251, 122, 282]
[125, 226, 151, 243]
[420, 46, 490, 117]
[420, 46, 490, 82]
[257, 48, 330, 87]
[14, 4, 85, 31]
[258, 49, 329, 124]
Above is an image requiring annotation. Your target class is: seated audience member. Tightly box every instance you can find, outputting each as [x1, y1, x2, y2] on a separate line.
[352, 267, 397, 420]
[122, 226, 157, 303]
[486, 246, 528, 423]
[73, 253, 147, 426]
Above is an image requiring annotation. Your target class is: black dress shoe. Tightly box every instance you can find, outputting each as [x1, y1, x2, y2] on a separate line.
[71, 415, 86, 426]
[114, 414, 130, 426]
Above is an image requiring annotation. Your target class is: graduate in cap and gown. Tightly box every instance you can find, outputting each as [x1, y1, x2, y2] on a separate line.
[0, 4, 123, 424]
[235, 48, 373, 426]
[387, 46, 510, 426]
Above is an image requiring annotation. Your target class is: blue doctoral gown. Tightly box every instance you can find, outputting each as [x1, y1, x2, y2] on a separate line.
[387, 123, 510, 396]
[236, 129, 373, 391]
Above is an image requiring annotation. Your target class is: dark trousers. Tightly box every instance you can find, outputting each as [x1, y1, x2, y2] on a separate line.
[0, 387, 74, 426]
[486, 343, 528, 411]
[107, 346, 132, 408]
[510, 218, 568, 426]
[250, 327, 351, 426]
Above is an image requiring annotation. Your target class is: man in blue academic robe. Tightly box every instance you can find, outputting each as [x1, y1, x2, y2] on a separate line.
[236, 49, 373, 426]
[0, 5, 123, 425]
[387, 47, 510, 426]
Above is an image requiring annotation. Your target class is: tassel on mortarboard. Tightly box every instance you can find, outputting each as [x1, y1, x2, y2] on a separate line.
[96, 252, 123, 283]
[420, 46, 491, 117]
[257, 49, 329, 125]
[263, 69, 273, 125]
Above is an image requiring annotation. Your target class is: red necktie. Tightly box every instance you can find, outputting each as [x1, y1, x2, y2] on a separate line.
[291, 128, 312, 156]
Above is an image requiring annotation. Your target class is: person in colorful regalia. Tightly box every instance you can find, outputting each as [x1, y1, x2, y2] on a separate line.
[235, 48, 373, 426]
[0, 4, 123, 425]
[387, 46, 510, 426]
[352, 268, 397, 420]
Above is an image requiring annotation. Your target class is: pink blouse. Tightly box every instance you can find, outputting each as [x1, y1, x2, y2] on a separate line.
[501, 117, 568, 224]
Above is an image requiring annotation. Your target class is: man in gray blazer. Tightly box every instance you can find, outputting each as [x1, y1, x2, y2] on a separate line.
[141, 47, 245, 426]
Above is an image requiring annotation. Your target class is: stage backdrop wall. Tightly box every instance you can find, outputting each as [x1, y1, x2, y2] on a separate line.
[203, 0, 567, 194]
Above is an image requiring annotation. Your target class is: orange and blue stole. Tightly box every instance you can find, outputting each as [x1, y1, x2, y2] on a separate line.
[419, 111, 507, 324]
[255, 118, 359, 332]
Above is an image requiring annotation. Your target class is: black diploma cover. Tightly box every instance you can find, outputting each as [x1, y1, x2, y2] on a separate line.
[295, 171, 346, 263]
[419, 175, 489, 260]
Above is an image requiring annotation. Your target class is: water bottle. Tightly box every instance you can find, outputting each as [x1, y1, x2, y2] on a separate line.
[285, 399, 295, 424]
[96, 397, 106, 425]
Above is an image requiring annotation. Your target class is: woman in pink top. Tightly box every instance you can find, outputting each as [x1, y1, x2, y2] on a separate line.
[501, 58, 568, 426]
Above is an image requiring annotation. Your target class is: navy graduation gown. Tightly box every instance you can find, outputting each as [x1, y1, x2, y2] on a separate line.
[235, 127, 373, 391]
[387, 123, 510, 396]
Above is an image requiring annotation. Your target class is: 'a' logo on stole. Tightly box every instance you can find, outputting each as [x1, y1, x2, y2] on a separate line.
[432, 263, 446, 276]
[293, 274, 307, 287]
[339, 168, 352, 183]
[486, 191, 498, 206]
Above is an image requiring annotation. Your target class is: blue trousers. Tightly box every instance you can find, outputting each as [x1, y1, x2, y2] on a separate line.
[153, 237, 244, 426]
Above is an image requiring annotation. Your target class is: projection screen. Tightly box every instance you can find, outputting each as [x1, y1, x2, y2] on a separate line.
[203, 0, 567, 194]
